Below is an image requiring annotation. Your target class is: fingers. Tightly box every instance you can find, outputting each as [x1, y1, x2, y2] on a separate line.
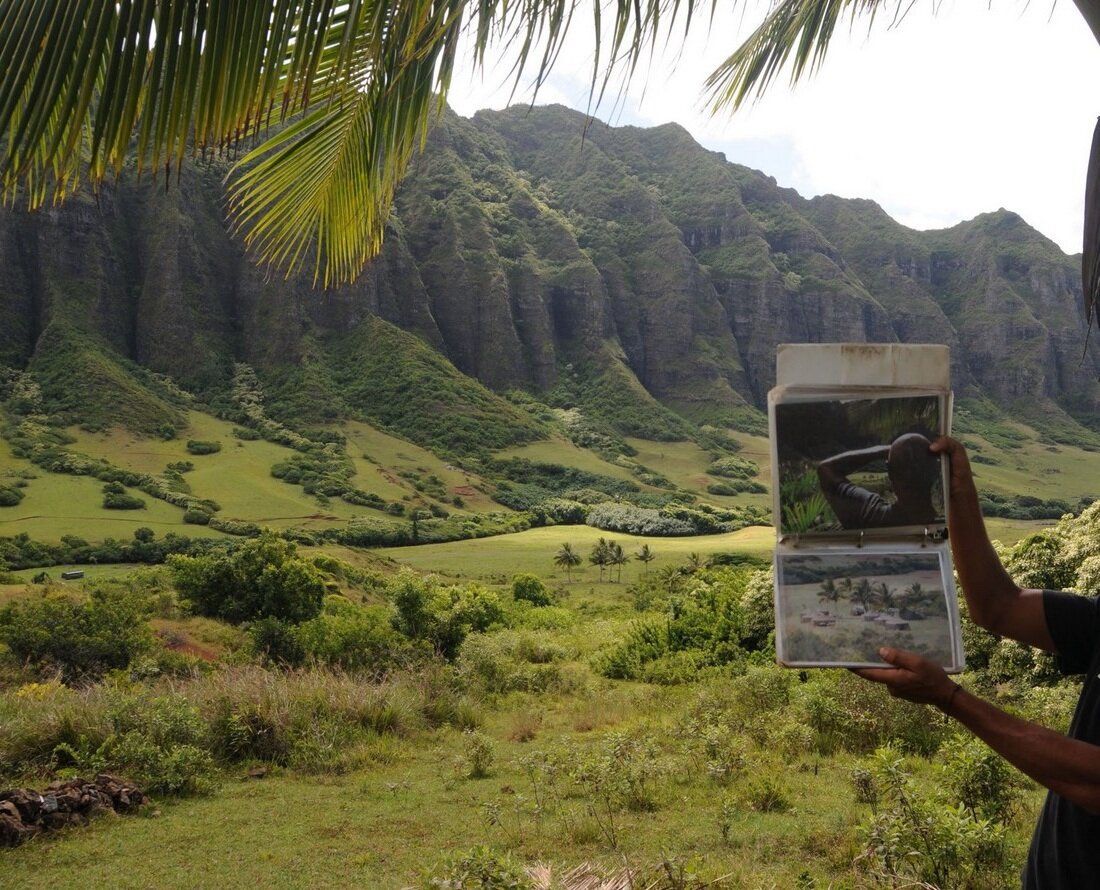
[929, 435, 951, 454]
[852, 667, 902, 684]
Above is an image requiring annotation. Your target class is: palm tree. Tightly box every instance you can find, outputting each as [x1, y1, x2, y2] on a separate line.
[656, 563, 683, 595]
[635, 544, 655, 575]
[839, 576, 854, 603]
[818, 577, 839, 607]
[875, 581, 896, 612]
[608, 541, 628, 583]
[590, 537, 612, 582]
[9, 2, 1096, 306]
[554, 542, 582, 582]
[852, 578, 874, 612]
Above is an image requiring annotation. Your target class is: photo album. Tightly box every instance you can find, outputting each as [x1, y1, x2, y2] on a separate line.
[768, 343, 965, 671]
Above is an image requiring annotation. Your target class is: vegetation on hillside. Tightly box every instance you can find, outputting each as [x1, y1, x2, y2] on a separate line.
[5, 503, 1098, 883]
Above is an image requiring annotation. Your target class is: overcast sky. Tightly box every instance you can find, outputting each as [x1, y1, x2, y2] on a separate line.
[448, 1, 1099, 256]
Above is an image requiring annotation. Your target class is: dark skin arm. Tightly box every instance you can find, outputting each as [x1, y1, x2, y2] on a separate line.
[929, 436, 1052, 650]
[856, 648, 1100, 815]
[855, 436, 1097, 808]
[817, 444, 890, 494]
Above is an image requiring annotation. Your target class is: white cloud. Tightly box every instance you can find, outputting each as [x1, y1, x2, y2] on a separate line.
[448, 1, 1100, 254]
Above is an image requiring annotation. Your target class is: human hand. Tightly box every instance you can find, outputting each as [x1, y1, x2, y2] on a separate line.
[852, 647, 957, 708]
[929, 435, 974, 498]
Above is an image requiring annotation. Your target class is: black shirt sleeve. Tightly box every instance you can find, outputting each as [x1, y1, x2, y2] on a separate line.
[1043, 589, 1100, 676]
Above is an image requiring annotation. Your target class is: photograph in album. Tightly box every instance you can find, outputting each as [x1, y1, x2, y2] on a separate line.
[774, 549, 963, 670]
[771, 392, 947, 537]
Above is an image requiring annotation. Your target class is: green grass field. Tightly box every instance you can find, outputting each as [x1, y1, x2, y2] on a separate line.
[497, 437, 645, 485]
[0, 682, 1040, 890]
[625, 433, 772, 510]
[376, 524, 775, 604]
[341, 420, 498, 513]
[962, 428, 1100, 501]
[1, 400, 1095, 558]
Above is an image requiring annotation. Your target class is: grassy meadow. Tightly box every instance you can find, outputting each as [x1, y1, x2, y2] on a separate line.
[0, 406, 1094, 889]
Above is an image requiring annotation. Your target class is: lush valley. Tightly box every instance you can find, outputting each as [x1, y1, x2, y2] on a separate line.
[1, 105, 1100, 888]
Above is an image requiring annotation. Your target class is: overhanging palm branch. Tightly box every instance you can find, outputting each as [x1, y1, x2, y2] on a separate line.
[3, 0, 1100, 297]
[0, 0, 713, 285]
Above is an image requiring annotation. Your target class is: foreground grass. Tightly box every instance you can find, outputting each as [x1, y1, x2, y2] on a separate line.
[0, 681, 1042, 890]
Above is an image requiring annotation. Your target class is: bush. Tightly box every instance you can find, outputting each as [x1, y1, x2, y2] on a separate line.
[249, 617, 306, 666]
[857, 746, 1012, 888]
[186, 440, 222, 455]
[708, 455, 759, 480]
[428, 846, 533, 889]
[169, 532, 326, 624]
[510, 573, 552, 607]
[940, 734, 1022, 822]
[0, 487, 24, 507]
[183, 507, 212, 525]
[389, 572, 505, 659]
[294, 605, 409, 671]
[462, 730, 496, 779]
[103, 488, 145, 510]
[0, 587, 154, 681]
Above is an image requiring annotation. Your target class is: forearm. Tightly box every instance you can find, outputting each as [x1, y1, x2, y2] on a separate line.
[947, 466, 1021, 626]
[949, 686, 1100, 813]
[818, 445, 890, 487]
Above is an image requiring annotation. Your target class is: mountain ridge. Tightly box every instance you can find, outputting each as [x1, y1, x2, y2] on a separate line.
[0, 103, 1096, 453]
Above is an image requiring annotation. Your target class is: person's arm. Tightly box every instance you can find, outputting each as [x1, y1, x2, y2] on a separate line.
[929, 436, 1053, 651]
[817, 444, 890, 493]
[857, 648, 1100, 813]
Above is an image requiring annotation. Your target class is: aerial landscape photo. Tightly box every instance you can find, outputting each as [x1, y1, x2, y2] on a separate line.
[2, 3, 1100, 889]
[774, 551, 960, 669]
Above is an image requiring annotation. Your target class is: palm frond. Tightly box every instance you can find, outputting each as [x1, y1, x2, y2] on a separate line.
[703, 0, 888, 114]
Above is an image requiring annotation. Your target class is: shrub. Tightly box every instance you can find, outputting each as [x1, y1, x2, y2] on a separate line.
[0, 587, 154, 681]
[294, 605, 409, 672]
[50, 688, 219, 796]
[170, 533, 326, 624]
[249, 617, 306, 666]
[183, 507, 212, 525]
[458, 633, 578, 695]
[739, 775, 792, 813]
[428, 846, 533, 889]
[510, 573, 552, 607]
[0, 487, 24, 507]
[708, 455, 759, 480]
[857, 746, 1012, 888]
[940, 734, 1022, 822]
[185, 440, 222, 455]
[103, 489, 145, 510]
[389, 572, 505, 660]
[792, 670, 945, 755]
[462, 730, 496, 778]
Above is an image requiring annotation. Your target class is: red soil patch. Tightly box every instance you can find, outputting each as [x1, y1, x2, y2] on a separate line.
[157, 632, 217, 662]
[452, 486, 477, 497]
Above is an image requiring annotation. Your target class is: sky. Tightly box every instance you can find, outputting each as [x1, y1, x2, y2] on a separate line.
[447, 1, 1100, 256]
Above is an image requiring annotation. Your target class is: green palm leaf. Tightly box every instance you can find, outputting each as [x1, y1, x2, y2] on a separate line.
[3, 0, 1098, 292]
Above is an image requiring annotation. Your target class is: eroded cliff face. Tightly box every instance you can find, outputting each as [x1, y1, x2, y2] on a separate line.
[0, 104, 1095, 437]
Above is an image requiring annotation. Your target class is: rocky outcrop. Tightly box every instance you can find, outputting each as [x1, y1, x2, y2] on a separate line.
[0, 104, 1095, 438]
[0, 775, 146, 846]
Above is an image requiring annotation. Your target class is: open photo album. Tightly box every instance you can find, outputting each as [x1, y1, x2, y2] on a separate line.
[768, 344, 965, 671]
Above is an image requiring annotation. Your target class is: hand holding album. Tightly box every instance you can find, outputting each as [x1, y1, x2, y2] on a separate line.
[768, 344, 965, 672]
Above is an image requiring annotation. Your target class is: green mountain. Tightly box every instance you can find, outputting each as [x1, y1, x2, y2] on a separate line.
[0, 104, 1096, 451]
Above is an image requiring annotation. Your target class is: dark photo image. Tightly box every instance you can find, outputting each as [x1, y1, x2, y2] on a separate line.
[775, 550, 960, 669]
[772, 393, 945, 536]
